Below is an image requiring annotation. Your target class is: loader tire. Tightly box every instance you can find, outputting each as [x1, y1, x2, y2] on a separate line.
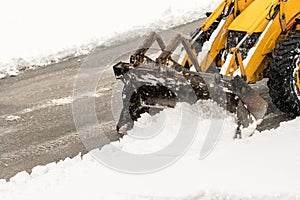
[267, 30, 300, 117]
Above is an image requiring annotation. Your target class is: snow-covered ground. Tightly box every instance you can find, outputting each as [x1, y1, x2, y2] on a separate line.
[1, 101, 300, 200]
[0, 0, 220, 78]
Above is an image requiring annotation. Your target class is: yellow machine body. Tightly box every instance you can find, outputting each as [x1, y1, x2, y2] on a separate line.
[182, 0, 300, 83]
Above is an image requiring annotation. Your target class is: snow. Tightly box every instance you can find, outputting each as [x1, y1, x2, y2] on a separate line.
[4, 115, 21, 121]
[0, 0, 221, 78]
[14, 97, 74, 115]
[50, 97, 73, 106]
[1, 100, 300, 200]
[220, 54, 233, 75]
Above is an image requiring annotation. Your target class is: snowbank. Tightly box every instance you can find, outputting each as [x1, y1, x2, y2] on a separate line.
[1, 101, 300, 200]
[0, 0, 221, 78]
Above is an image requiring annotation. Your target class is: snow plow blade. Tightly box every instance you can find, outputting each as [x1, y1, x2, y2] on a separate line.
[113, 63, 268, 134]
[112, 32, 268, 134]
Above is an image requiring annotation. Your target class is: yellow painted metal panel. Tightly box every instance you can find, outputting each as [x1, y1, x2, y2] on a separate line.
[229, 0, 275, 33]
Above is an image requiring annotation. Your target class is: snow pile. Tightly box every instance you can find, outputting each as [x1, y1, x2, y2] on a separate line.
[1, 101, 300, 200]
[109, 100, 235, 155]
[0, 0, 221, 78]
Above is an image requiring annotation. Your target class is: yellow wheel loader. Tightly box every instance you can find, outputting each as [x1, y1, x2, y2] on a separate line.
[112, 0, 300, 135]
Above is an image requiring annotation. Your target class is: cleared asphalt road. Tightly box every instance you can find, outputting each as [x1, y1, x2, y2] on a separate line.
[0, 19, 291, 180]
